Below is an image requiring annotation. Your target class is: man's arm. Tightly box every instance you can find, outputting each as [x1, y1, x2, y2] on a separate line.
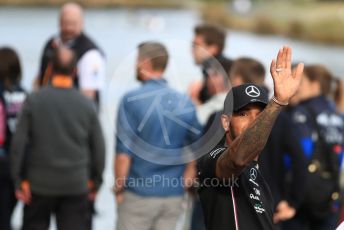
[10, 97, 31, 191]
[283, 117, 307, 209]
[114, 154, 131, 194]
[216, 46, 304, 179]
[34, 38, 55, 90]
[113, 99, 133, 203]
[183, 160, 197, 191]
[273, 115, 307, 223]
[216, 101, 283, 178]
[89, 111, 106, 192]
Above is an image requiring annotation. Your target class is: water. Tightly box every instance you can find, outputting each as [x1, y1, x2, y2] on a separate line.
[1, 6, 344, 230]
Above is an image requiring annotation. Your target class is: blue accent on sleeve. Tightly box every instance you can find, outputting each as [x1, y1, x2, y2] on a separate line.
[300, 138, 314, 160]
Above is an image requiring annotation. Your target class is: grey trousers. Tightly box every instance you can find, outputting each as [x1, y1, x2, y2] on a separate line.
[116, 191, 183, 230]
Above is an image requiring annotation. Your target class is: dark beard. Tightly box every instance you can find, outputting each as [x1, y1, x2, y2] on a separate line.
[136, 69, 144, 82]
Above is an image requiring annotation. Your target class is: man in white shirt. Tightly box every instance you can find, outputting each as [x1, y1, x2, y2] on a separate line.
[37, 2, 105, 104]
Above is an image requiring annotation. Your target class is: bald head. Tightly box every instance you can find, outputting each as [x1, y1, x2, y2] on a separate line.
[60, 2, 83, 42]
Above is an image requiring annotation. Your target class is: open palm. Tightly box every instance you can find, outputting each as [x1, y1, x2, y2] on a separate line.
[270, 46, 304, 104]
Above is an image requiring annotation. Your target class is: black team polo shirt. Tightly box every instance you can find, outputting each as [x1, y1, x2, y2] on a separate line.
[198, 141, 276, 230]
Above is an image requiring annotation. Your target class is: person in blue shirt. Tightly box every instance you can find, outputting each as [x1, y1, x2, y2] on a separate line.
[114, 42, 202, 230]
[286, 65, 344, 230]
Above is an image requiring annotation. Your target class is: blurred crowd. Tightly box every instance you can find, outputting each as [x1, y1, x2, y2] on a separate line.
[0, 2, 344, 230]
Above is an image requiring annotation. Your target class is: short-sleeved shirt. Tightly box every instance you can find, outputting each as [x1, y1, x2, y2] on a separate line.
[198, 142, 275, 230]
[77, 49, 105, 90]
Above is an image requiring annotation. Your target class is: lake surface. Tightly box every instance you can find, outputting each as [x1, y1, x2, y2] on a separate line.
[1, 6, 344, 229]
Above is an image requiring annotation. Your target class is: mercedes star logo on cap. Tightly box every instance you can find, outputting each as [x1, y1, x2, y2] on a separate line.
[245, 85, 260, 98]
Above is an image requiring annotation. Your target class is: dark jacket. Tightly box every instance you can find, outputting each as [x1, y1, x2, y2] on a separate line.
[259, 110, 308, 209]
[289, 95, 344, 217]
[10, 86, 105, 196]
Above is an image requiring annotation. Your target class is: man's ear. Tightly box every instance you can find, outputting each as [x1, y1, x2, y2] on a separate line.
[221, 114, 230, 132]
[139, 59, 153, 78]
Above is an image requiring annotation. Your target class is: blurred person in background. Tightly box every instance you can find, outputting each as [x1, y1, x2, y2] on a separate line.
[189, 24, 232, 105]
[36, 4, 105, 227]
[202, 57, 271, 133]
[36, 2, 105, 107]
[286, 65, 344, 230]
[0, 47, 26, 230]
[10, 47, 105, 230]
[196, 57, 232, 126]
[332, 78, 344, 115]
[230, 57, 266, 87]
[114, 42, 201, 230]
[0, 48, 27, 155]
[333, 77, 344, 224]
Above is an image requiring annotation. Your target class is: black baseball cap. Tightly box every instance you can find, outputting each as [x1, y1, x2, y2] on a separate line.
[223, 83, 269, 114]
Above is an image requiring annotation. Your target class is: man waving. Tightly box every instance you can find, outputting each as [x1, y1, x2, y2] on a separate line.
[198, 46, 304, 230]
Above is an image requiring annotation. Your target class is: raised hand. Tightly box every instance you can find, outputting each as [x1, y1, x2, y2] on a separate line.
[270, 46, 304, 104]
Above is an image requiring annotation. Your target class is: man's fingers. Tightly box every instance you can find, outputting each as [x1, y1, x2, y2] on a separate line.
[23, 187, 32, 203]
[293, 63, 304, 79]
[273, 212, 282, 223]
[24, 193, 31, 204]
[282, 46, 288, 68]
[88, 192, 97, 201]
[16, 192, 30, 204]
[286, 46, 292, 70]
[276, 48, 283, 68]
[270, 59, 277, 79]
[274, 210, 287, 222]
[116, 193, 124, 204]
[16, 192, 24, 201]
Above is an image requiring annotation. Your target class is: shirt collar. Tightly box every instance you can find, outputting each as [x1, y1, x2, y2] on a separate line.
[143, 78, 167, 85]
